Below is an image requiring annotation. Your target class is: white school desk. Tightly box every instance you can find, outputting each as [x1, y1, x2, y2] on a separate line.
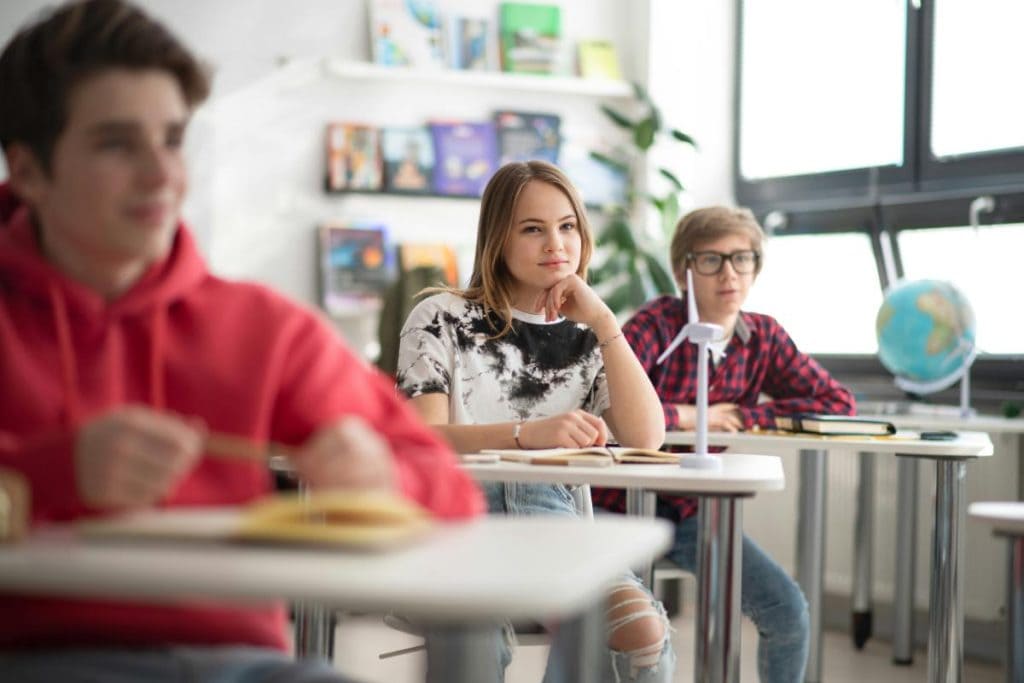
[967, 501, 1024, 682]
[0, 515, 671, 683]
[662, 430, 993, 683]
[851, 411, 1024, 662]
[464, 453, 785, 683]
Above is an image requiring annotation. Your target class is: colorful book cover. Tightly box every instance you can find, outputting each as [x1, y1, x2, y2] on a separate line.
[429, 121, 498, 197]
[499, 2, 561, 74]
[368, 0, 445, 69]
[325, 123, 383, 191]
[399, 243, 459, 286]
[318, 224, 395, 315]
[494, 110, 561, 165]
[577, 39, 622, 80]
[381, 127, 434, 193]
[445, 16, 492, 71]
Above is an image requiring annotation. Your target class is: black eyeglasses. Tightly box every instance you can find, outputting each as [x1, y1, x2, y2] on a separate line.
[687, 250, 759, 275]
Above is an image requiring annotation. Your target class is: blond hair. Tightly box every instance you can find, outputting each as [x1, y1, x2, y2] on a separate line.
[669, 206, 764, 287]
[434, 160, 594, 338]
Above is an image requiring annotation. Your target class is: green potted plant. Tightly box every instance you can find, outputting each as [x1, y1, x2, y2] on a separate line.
[588, 83, 697, 314]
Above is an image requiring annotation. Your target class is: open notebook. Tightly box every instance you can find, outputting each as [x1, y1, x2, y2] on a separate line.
[76, 490, 433, 550]
[480, 447, 681, 467]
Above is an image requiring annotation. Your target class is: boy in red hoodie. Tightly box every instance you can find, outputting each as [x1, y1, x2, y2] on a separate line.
[0, 0, 483, 680]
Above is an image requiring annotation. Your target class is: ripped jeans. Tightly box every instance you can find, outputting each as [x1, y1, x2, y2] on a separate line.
[483, 481, 675, 683]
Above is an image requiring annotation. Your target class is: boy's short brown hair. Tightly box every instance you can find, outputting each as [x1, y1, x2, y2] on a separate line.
[669, 206, 765, 285]
[0, 0, 210, 172]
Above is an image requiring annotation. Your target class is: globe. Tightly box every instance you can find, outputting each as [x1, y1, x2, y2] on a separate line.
[875, 279, 977, 394]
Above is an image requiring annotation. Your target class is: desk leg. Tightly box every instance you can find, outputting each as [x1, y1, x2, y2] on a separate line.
[695, 495, 743, 683]
[796, 448, 827, 683]
[893, 456, 919, 664]
[424, 622, 506, 683]
[626, 488, 658, 586]
[852, 451, 876, 649]
[927, 459, 966, 683]
[555, 601, 605, 683]
[293, 601, 332, 660]
[1009, 536, 1024, 683]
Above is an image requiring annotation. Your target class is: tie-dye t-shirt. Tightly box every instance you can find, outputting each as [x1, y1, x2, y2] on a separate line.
[396, 292, 610, 425]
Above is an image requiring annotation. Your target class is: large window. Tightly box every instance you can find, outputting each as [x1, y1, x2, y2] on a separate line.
[745, 233, 881, 354]
[897, 222, 1022, 354]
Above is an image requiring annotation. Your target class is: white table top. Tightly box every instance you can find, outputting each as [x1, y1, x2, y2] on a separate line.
[968, 501, 1024, 536]
[0, 516, 671, 622]
[857, 403, 1024, 435]
[662, 430, 994, 458]
[464, 453, 785, 495]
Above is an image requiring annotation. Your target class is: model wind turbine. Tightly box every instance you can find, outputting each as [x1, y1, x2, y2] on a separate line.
[656, 269, 723, 469]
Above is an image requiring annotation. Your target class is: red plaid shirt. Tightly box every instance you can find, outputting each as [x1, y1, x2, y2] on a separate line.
[592, 295, 856, 520]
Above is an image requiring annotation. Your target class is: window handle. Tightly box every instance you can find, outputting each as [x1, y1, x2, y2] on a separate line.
[969, 195, 995, 230]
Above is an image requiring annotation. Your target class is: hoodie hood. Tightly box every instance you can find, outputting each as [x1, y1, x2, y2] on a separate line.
[0, 181, 208, 424]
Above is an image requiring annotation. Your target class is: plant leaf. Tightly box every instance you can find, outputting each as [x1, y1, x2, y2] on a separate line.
[627, 262, 646, 307]
[600, 105, 634, 130]
[631, 81, 651, 105]
[658, 168, 684, 191]
[642, 251, 677, 295]
[633, 118, 656, 150]
[605, 281, 634, 313]
[660, 193, 680, 238]
[588, 150, 629, 174]
[671, 128, 698, 148]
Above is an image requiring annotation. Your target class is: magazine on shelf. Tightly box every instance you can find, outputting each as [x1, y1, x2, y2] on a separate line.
[577, 39, 622, 80]
[368, 0, 445, 69]
[494, 110, 561, 165]
[444, 15, 493, 71]
[774, 414, 897, 436]
[429, 121, 498, 197]
[481, 447, 682, 467]
[77, 491, 433, 549]
[325, 123, 383, 191]
[499, 2, 561, 74]
[381, 126, 434, 193]
[317, 224, 394, 315]
[399, 243, 459, 286]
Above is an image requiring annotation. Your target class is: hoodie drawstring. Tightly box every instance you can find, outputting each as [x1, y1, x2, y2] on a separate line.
[149, 306, 166, 411]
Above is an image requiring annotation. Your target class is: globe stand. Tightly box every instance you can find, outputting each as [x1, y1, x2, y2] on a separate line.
[894, 352, 978, 419]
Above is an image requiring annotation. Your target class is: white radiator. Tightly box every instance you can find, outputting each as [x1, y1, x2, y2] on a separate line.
[740, 432, 1020, 621]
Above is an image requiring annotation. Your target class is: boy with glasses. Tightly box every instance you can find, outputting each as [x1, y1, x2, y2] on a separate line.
[593, 206, 856, 683]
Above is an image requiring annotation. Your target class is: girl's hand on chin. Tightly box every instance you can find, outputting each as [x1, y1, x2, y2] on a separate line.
[534, 274, 612, 328]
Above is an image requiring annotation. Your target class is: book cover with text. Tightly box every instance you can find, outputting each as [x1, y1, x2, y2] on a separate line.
[494, 110, 561, 165]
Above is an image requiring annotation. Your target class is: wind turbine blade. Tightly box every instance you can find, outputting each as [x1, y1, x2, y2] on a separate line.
[686, 268, 699, 323]
[656, 328, 688, 365]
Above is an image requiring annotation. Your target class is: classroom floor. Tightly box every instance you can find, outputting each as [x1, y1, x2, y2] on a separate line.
[328, 609, 1003, 683]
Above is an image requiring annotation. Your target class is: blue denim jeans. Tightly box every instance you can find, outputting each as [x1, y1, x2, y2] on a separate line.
[0, 647, 355, 683]
[666, 514, 809, 683]
[479, 482, 676, 683]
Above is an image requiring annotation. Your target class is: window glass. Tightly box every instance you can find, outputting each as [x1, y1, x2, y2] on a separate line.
[745, 232, 881, 354]
[897, 222, 1021, 354]
[931, 0, 1024, 158]
[739, 0, 906, 179]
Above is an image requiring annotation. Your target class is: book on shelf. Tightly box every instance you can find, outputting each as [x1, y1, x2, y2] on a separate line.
[368, 0, 445, 69]
[325, 123, 383, 191]
[381, 126, 434, 193]
[399, 243, 459, 287]
[577, 39, 622, 80]
[480, 447, 682, 467]
[76, 490, 433, 549]
[429, 121, 498, 197]
[317, 224, 394, 316]
[444, 15, 493, 71]
[499, 2, 561, 74]
[494, 110, 561, 165]
[774, 414, 897, 436]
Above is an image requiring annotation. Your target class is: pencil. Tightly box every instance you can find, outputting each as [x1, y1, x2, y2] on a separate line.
[204, 432, 295, 461]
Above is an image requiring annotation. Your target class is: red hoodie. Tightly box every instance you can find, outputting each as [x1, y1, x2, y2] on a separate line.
[0, 183, 483, 650]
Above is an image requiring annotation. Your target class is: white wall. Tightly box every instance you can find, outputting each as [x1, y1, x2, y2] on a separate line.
[0, 0, 736, 307]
